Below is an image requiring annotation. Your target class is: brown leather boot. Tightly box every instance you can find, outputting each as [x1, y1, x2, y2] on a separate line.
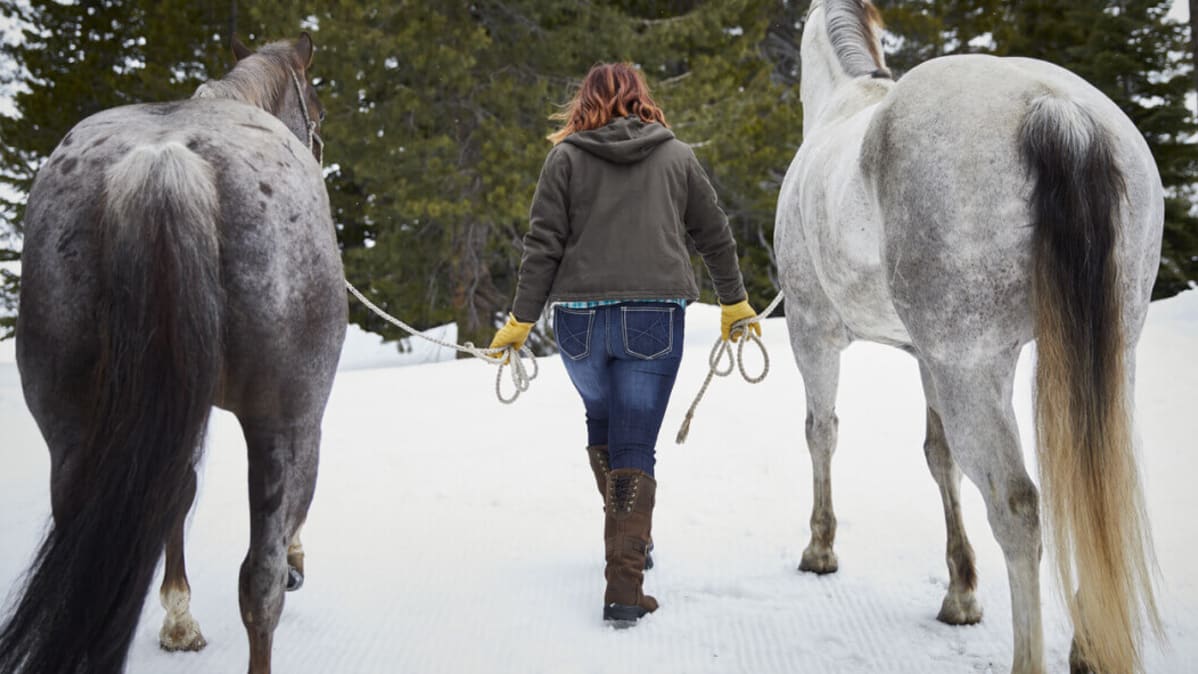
[602, 468, 658, 626]
[587, 446, 654, 570]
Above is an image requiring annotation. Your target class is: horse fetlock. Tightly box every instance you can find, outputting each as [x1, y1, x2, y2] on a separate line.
[809, 510, 838, 543]
[286, 549, 305, 576]
[947, 539, 979, 590]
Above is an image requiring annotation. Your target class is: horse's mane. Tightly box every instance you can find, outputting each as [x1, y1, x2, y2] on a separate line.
[819, 0, 889, 78]
[192, 42, 295, 113]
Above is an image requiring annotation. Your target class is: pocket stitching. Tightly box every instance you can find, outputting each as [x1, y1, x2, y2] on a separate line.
[621, 306, 674, 360]
[556, 307, 594, 361]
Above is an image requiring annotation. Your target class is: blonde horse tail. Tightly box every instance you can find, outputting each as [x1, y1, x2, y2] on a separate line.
[1020, 95, 1159, 673]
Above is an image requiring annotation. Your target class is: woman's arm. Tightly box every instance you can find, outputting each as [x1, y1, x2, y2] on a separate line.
[683, 149, 747, 305]
[512, 145, 572, 322]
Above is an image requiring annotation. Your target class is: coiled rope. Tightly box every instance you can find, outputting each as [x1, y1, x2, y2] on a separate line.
[675, 292, 785, 444]
[345, 281, 537, 404]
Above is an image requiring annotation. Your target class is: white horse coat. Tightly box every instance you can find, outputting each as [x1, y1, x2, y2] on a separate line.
[776, 2, 1162, 673]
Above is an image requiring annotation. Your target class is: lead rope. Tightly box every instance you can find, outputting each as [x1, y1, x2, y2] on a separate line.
[675, 292, 785, 443]
[288, 69, 324, 165]
[344, 281, 538, 404]
[296, 72, 534, 403]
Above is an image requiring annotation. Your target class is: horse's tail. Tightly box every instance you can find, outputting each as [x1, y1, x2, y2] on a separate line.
[1020, 95, 1159, 674]
[0, 142, 222, 673]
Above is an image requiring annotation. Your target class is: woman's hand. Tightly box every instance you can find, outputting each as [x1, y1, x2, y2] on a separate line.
[488, 314, 535, 359]
[720, 300, 761, 342]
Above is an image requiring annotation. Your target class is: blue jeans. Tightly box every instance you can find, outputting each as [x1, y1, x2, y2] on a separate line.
[554, 303, 685, 477]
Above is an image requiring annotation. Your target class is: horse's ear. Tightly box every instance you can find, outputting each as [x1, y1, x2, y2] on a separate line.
[232, 35, 253, 62]
[296, 32, 315, 68]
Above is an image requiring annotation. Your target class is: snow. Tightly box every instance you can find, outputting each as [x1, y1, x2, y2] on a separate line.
[336, 322, 457, 370]
[1, 295, 1196, 673]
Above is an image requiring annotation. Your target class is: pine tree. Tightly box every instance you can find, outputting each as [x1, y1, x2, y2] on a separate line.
[875, 0, 1005, 74]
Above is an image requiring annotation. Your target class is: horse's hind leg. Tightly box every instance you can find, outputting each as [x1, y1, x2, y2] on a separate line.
[786, 308, 849, 574]
[159, 466, 207, 651]
[918, 363, 982, 625]
[928, 354, 1044, 674]
[238, 419, 320, 674]
[286, 524, 306, 591]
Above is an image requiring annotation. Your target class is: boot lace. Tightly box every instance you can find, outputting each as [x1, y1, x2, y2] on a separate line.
[610, 473, 640, 513]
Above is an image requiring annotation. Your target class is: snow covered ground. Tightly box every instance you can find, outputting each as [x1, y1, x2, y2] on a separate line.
[1, 297, 1196, 673]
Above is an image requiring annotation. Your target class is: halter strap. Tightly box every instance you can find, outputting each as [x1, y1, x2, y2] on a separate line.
[288, 68, 323, 165]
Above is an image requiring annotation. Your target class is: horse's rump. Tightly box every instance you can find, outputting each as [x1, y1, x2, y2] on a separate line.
[863, 56, 1146, 343]
[0, 134, 224, 673]
[863, 54, 1163, 673]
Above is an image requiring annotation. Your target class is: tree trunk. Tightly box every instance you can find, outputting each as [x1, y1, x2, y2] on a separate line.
[450, 221, 502, 357]
[1190, 0, 1198, 102]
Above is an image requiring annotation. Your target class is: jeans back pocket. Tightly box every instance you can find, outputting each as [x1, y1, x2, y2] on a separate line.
[621, 306, 674, 360]
[554, 307, 594, 361]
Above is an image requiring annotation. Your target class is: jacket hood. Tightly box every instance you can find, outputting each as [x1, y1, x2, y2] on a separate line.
[562, 116, 675, 164]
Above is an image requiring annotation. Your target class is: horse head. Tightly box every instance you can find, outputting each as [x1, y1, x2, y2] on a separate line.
[198, 33, 326, 164]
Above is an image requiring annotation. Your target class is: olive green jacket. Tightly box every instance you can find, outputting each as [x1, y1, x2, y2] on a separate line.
[511, 116, 747, 322]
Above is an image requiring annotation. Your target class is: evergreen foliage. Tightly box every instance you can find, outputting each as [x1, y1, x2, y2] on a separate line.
[875, 0, 1005, 71]
[0, 0, 1195, 343]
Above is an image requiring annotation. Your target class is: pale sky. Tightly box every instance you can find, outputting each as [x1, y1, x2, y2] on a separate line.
[1171, 0, 1190, 23]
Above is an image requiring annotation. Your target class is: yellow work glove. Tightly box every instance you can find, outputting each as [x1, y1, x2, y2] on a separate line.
[488, 314, 534, 360]
[720, 299, 761, 342]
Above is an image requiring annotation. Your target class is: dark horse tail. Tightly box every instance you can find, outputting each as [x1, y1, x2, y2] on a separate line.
[0, 142, 222, 673]
[1020, 95, 1159, 674]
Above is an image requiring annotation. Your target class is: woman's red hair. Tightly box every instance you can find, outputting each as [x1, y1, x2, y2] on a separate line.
[549, 63, 669, 144]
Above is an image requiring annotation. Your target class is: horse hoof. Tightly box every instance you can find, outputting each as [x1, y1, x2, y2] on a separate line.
[286, 565, 304, 592]
[936, 592, 983, 625]
[159, 619, 207, 652]
[798, 547, 839, 574]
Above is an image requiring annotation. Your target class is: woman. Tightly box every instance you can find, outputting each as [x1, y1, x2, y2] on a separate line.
[489, 62, 759, 626]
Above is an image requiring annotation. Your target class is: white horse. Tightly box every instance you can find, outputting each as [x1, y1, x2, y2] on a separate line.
[776, 1, 1163, 672]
